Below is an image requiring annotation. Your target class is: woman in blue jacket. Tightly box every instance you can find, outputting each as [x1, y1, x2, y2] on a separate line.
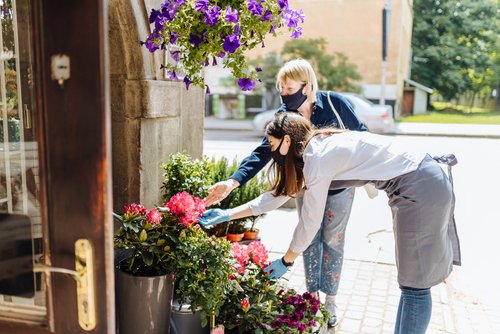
[203, 59, 366, 327]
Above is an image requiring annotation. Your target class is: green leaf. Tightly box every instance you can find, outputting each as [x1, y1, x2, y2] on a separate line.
[139, 229, 147, 242]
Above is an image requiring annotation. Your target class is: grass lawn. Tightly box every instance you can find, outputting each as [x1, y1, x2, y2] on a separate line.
[397, 102, 500, 124]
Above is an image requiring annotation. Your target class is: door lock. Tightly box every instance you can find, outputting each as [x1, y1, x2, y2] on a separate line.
[33, 239, 96, 331]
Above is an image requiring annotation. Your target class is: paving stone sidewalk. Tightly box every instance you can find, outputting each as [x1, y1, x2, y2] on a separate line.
[275, 254, 500, 334]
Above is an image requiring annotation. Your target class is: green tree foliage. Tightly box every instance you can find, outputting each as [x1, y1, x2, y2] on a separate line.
[281, 38, 361, 92]
[411, 0, 499, 102]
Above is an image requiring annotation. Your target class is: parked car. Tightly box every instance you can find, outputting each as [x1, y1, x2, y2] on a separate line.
[252, 92, 394, 133]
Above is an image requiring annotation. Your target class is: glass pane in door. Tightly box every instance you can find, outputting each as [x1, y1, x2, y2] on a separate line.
[0, 0, 46, 326]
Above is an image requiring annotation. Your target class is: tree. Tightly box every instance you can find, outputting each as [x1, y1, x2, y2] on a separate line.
[411, 0, 499, 103]
[281, 38, 361, 92]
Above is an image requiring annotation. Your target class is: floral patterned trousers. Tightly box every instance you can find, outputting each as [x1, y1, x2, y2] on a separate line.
[297, 188, 355, 296]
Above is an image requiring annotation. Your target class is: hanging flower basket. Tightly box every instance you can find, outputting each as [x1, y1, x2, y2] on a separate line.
[143, 0, 305, 91]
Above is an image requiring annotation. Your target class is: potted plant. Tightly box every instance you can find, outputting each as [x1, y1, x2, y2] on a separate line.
[114, 192, 233, 332]
[143, 0, 305, 91]
[244, 214, 265, 240]
[218, 241, 330, 333]
[226, 220, 247, 242]
[114, 203, 177, 334]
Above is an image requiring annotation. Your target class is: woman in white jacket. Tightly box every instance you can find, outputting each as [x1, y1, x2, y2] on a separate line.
[200, 112, 461, 334]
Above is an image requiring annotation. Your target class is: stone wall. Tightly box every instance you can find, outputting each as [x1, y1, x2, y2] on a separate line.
[109, 0, 204, 211]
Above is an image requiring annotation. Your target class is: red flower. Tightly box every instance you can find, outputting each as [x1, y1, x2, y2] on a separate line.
[123, 203, 147, 220]
[240, 298, 250, 313]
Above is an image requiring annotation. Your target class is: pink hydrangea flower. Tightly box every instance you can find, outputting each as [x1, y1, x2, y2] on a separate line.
[165, 192, 206, 227]
[146, 209, 162, 225]
[247, 241, 268, 266]
[231, 243, 249, 268]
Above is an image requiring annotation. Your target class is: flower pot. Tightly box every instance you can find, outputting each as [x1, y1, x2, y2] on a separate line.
[115, 269, 174, 334]
[243, 229, 259, 240]
[226, 233, 244, 242]
[170, 297, 209, 334]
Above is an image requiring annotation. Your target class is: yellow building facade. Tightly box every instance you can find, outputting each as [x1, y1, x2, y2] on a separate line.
[246, 0, 414, 116]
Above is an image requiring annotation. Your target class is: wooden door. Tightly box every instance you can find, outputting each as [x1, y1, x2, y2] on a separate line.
[0, 1, 114, 333]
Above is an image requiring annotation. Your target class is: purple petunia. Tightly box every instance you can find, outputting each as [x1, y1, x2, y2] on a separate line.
[277, 0, 288, 9]
[260, 10, 273, 21]
[170, 50, 180, 61]
[170, 31, 179, 44]
[217, 51, 226, 58]
[225, 6, 239, 23]
[167, 70, 179, 80]
[290, 27, 302, 39]
[149, 9, 161, 23]
[282, 8, 305, 28]
[195, 0, 209, 12]
[144, 39, 159, 53]
[184, 76, 191, 90]
[203, 6, 220, 27]
[256, 67, 262, 72]
[189, 31, 205, 47]
[238, 78, 256, 91]
[222, 34, 240, 53]
[247, 0, 263, 16]
[233, 23, 242, 35]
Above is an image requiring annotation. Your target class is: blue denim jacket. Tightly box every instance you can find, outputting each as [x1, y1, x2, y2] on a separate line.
[230, 91, 367, 193]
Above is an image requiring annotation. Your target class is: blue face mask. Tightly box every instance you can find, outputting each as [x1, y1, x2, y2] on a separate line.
[281, 88, 307, 111]
[271, 138, 286, 166]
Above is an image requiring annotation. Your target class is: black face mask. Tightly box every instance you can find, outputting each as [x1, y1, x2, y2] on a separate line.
[281, 88, 307, 111]
[271, 138, 287, 167]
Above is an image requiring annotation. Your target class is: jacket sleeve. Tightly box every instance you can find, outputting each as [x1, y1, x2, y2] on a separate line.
[230, 136, 272, 186]
[230, 108, 286, 186]
[331, 92, 368, 132]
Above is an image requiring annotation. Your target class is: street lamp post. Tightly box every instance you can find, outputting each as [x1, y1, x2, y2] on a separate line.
[380, 0, 391, 105]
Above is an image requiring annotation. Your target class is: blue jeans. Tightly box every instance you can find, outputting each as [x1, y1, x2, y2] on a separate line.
[394, 286, 432, 334]
[298, 188, 355, 296]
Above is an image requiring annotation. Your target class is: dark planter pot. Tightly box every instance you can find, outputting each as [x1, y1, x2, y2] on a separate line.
[115, 269, 174, 334]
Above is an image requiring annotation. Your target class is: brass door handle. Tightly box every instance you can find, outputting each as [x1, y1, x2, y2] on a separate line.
[33, 239, 96, 331]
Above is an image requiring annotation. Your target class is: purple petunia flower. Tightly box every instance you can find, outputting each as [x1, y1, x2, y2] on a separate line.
[195, 0, 209, 12]
[260, 10, 273, 21]
[170, 50, 180, 61]
[256, 67, 262, 72]
[217, 51, 226, 58]
[269, 22, 277, 34]
[225, 6, 239, 23]
[203, 5, 220, 27]
[233, 23, 242, 35]
[212, 57, 217, 66]
[277, 0, 288, 9]
[149, 9, 161, 23]
[238, 78, 256, 91]
[291, 27, 302, 39]
[144, 39, 159, 52]
[189, 32, 205, 47]
[184, 76, 191, 90]
[170, 31, 179, 44]
[247, 0, 263, 16]
[282, 8, 305, 28]
[222, 34, 240, 53]
[167, 70, 179, 80]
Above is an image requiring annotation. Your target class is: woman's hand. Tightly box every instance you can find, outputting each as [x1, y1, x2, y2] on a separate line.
[198, 209, 230, 227]
[263, 258, 289, 279]
[204, 179, 240, 206]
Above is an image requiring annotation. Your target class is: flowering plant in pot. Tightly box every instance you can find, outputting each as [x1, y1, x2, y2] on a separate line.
[218, 241, 329, 333]
[143, 0, 305, 91]
[114, 192, 233, 327]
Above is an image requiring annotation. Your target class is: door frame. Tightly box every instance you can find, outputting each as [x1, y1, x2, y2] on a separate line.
[0, 1, 114, 333]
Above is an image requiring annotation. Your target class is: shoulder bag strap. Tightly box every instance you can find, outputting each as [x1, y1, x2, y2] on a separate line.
[327, 91, 346, 130]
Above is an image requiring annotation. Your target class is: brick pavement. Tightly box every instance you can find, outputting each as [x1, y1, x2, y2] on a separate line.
[274, 253, 500, 334]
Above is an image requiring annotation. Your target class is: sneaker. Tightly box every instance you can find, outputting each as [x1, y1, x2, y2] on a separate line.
[325, 300, 338, 328]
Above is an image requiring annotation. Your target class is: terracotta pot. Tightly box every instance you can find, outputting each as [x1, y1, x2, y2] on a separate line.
[244, 229, 259, 240]
[226, 233, 244, 242]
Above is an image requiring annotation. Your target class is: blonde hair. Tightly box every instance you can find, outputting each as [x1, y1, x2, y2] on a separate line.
[276, 59, 319, 104]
